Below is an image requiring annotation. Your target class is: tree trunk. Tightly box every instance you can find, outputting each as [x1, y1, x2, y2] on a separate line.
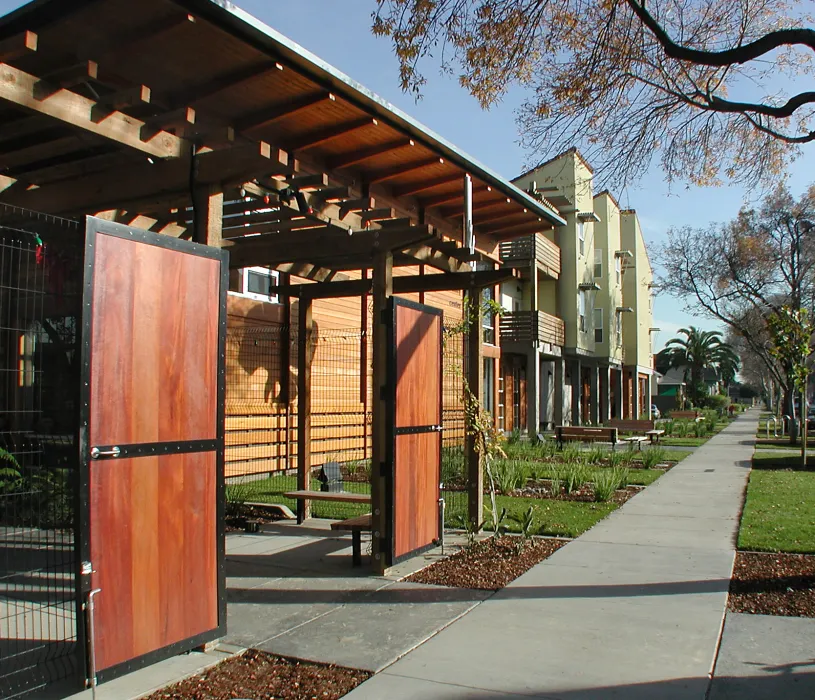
[783, 386, 799, 443]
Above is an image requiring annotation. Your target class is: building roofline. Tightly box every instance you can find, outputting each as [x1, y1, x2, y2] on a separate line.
[512, 147, 595, 184]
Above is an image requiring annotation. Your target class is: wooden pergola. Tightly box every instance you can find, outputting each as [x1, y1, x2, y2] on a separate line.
[0, 0, 565, 573]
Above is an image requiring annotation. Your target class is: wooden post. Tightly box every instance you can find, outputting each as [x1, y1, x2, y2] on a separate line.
[296, 296, 313, 523]
[466, 285, 483, 531]
[370, 251, 393, 575]
[192, 186, 223, 246]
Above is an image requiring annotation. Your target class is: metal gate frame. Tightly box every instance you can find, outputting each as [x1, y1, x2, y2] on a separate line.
[384, 297, 443, 566]
[75, 218, 228, 686]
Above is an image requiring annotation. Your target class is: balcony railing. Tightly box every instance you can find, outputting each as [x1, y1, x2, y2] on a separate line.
[499, 234, 561, 279]
[500, 310, 565, 347]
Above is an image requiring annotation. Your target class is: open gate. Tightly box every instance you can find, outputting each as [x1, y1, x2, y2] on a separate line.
[386, 298, 442, 564]
[78, 218, 227, 684]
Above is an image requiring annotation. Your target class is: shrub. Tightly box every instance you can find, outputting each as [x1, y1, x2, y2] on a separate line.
[592, 470, 619, 502]
[606, 450, 626, 468]
[225, 479, 257, 517]
[586, 446, 606, 464]
[562, 464, 589, 494]
[492, 459, 525, 495]
[641, 447, 668, 469]
[693, 421, 708, 438]
[548, 467, 562, 497]
[674, 420, 689, 437]
[507, 428, 523, 445]
[560, 443, 584, 464]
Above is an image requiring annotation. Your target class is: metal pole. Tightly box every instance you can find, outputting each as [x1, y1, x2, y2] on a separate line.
[85, 588, 102, 699]
[463, 174, 474, 255]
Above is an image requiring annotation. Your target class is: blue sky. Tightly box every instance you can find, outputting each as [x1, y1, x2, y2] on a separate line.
[2, 0, 812, 350]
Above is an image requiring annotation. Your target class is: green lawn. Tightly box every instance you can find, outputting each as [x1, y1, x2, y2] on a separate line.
[660, 437, 708, 447]
[738, 453, 815, 553]
[480, 496, 618, 538]
[230, 472, 620, 538]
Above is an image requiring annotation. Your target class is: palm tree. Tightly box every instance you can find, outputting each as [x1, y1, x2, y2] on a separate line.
[661, 327, 740, 405]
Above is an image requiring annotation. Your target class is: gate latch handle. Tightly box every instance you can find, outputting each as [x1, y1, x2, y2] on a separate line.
[90, 446, 120, 460]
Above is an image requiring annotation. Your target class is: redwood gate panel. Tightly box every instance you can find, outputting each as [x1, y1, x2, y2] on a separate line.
[78, 218, 227, 682]
[388, 298, 442, 563]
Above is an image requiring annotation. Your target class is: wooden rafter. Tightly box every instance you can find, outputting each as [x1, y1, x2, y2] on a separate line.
[392, 173, 461, 198]
[368, 157, 442, 185]
[274, 262, 347, 283]
[223, 224, 433, 269]
[339, 198, 374, 220]
[0, 134, 91, 170]
[360, 208, 396, 224]
[236, 91, 335, 132]
[485, 220, 548, 238]
[79, 12, 196, 62]
[170, 61, 281, 109]
[441, 196, 511, 218]
[289, 117, 377, 152]
[0, 141, 286, 214]
[422, 185, 490, 209]
[0, 63, 186, 159]
[35, 61, 98, 98]
[14, 149, 123, 184]
[329, 138, 414, 169]
[0, 30, 37, 62]
[399, 243, 470, 273]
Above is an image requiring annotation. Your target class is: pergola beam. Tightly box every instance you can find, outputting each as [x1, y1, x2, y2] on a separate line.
[0, 63, 186, 159]
[268, 268, 515, 299]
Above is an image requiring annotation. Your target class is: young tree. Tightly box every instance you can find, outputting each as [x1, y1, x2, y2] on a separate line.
[658, 183, 815, 434]
[372, 0, 814, 188]
[767, 307, 814, 463]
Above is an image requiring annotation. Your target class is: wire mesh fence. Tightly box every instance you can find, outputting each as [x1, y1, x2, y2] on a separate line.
[0, 205, 83, 698]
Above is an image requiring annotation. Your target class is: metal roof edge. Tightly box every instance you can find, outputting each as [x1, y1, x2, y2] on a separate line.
[177, 0, 566, 228]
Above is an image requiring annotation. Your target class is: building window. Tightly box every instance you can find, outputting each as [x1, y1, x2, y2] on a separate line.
[615, 256, 622, 285]
[483, 358, 495, 415]
[233, 267, 279, 303]
[615, 312, 622, 346]
[594, 248, 603, 278]
[594, 308, 603, 344]
[482, 287, 496, 345]
[578, 290, 586, 333]
[578, 221, 585, 256]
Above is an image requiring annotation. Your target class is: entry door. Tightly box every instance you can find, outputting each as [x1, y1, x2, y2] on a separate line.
[388, 298, 442, 563]
[78, 218, 227, 682]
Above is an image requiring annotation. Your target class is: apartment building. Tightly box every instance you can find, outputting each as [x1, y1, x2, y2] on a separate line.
[502, 149, 655, 432]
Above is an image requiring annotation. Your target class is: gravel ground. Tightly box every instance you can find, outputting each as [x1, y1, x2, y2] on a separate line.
[405, 535, 569, 590]
[728, 551, 815, 617]
[143, 649, 370, 700]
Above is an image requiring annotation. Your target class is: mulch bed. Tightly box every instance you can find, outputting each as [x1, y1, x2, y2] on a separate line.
[225, 504, 287, 532]
[512, 483, 641, 505]
[144, 649, 370, 700]
[728, 551, 815, 617]
[405, 535, 568, 590]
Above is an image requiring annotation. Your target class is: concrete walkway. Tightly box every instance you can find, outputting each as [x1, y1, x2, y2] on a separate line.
[345, 410, 758, 699]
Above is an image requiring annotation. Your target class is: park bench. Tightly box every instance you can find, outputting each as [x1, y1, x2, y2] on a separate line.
[283, 490, 371, 504]
[607, 419, 665, 448]
[669, 410, 703, 421]
[330, 513, 372, 566]
[555, 426, 618, 449]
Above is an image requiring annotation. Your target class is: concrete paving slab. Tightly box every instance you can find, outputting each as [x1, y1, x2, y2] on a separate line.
[260, 581, 490, 672]
[345, 672, 560, 699]
[709, 612, 815, 700]
[224, 575, 388, 648]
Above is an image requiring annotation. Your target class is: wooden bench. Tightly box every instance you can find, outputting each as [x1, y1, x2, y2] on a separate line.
[669, 410, 703, 421]
[555, 426, 618, 449]
[607, 419, 665, 446]
[330, 514, 372, 566]
[283, 490, 371, 504]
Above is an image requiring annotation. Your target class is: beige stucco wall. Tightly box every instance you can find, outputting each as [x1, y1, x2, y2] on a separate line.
[592, 193, 625, 364]
[514, 151, 595, 353]
[621, 210, 654, 372]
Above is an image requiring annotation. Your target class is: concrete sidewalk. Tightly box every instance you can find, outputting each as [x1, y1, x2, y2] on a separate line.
[345, 410, 758, 699]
